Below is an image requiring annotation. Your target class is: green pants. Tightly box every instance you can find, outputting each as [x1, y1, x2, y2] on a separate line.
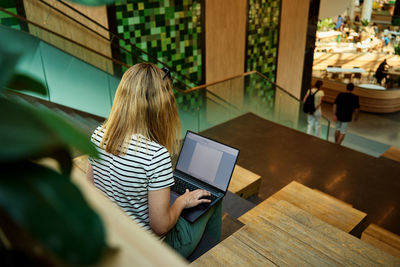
[164, 201, 222, 258]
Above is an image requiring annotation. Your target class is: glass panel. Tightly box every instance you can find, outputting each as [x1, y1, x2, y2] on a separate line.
[176, 73, 331, 140]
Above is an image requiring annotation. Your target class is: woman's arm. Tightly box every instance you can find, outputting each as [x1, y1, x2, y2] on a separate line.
[87, 162, 94, 184]
[333, 104, 338, 121]
[148, 187, 211, 236]
[315, 94, 324, 110]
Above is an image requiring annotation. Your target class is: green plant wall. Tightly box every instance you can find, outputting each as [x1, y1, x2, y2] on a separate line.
[114, 0, 202, 83]
[0, 0, 22, 30]
[246, 0, 280, 82]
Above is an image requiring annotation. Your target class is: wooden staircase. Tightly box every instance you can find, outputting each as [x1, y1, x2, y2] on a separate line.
[362, 224, 400, 258]
[191, 181, 400, 266]
[239, 181, 366, 233]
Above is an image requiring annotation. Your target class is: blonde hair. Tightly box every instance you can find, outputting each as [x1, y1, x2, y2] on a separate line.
[98, 63, 181, 155]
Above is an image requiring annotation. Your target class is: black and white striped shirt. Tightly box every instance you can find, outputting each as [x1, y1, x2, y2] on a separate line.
[89, 126, 174, 230]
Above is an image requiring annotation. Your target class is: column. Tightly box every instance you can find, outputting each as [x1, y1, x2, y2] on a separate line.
[361, 0, 373, 22]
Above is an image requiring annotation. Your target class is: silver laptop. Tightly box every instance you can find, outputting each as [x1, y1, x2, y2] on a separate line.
[170, 131, 239, 223]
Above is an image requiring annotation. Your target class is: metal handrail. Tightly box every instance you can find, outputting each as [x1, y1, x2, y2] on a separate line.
[48, 0, 197, 87]
[0, 7, 129, 69]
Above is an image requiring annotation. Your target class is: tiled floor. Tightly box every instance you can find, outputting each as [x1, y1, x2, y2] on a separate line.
[201, 113, 400, 237]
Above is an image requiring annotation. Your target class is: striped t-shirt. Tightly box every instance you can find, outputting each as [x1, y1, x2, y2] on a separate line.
[88, 126, 175, 231]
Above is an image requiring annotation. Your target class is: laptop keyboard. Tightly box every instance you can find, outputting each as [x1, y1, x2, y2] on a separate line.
[172, 178, 218, 202]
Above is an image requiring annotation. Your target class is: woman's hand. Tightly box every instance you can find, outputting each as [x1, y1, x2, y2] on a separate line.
[179, 189, 211, 209]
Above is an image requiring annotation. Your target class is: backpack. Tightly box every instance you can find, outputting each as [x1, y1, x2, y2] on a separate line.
[303, 89, 319, 114]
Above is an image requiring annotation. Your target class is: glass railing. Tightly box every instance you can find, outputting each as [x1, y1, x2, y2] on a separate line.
[176, 72, 331, 140]
[0, 5, 196, 91]
[1, 8, 330, 141]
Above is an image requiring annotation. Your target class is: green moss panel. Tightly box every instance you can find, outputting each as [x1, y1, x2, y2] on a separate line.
[114, 0, 202, 84]
[246, 0, 280, 82]
[0, 0, 21, 30]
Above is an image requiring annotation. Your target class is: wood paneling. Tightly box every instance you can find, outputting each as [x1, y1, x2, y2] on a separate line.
[276, 0, 310, 99]
[23, 0, 113, 74]
[205, 0, 247, 83]
[312, 77, 400, 113]
[205, 0, 247, 123]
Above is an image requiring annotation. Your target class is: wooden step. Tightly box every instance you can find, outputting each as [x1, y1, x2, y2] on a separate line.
[313, 189, 352, 207]
[381, 146, 400, 163]
[239, 181, 367, 233]
[362, 224, 400, 258]
[228, 165, 261, 199]
[192, 200, 400, 266]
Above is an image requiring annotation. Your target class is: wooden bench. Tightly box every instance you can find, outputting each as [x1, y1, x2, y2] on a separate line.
[239, 181, 367, 233]
[362, 224, 400, 258]
[228, 165, 261, 199]
[192, 200, 400, 266]
[381, 146, 400, 163]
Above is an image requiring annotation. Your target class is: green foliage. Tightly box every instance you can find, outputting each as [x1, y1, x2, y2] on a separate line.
[0, 161, 106, 265]
[361, 19, 370, 26]
[0, 32, 105, 264]
[317, 18, 335, 31]
[395, 44, 400, 55]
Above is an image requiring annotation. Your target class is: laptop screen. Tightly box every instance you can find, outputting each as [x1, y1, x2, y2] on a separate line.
[176, 131, 239, 192]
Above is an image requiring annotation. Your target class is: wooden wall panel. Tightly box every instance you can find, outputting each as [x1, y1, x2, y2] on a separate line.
[23, 0, 113, 74]
[276, 0, 310, 99]
[205, 0, 247, 123]
[205, 0, 247, 83]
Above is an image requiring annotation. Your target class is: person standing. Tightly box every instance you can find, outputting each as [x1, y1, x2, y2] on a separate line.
[375, 58, 390, 85]
[303, 80, 325, 137]
[333, 83, 360, 145]
[336, 15, 343, 31]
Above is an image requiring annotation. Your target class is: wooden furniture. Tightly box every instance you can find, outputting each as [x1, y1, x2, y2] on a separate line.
[70, 156, 187, 266]
[228, 165, 261, 199]
[191, 200, 400, 266]
[312, 77, 400, 113]
[362, 224, 400, 258]
[358, 83, 386, 90]
[326, 67, 365, 73]
[238, 181, 366, 233]
[381, 146, 400, 163]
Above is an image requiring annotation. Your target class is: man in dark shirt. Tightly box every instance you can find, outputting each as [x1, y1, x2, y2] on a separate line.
[333, 83, 360, 145]
[375, 59, 390, 85]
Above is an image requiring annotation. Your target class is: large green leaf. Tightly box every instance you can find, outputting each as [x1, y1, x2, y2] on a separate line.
[7, 73, 48, 96]
[67, 0, 116, 6]
[0, 44, 20, 93]
[0, 161, 106, 265]
[0, 97, 98, 163]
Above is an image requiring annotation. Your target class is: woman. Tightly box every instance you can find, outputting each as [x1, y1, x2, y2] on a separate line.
[303, 80, 324, 137]
[87, 63, 221, 257]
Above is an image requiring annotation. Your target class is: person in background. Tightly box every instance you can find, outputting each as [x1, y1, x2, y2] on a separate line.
[87, 63, 222, 258]
[303, 80, 324, 137]
[336, 15, 343, 31]
[333, 83, 360, 145]
[375, 58, 391, 85]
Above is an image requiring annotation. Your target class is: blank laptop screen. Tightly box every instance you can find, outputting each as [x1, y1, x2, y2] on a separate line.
[176, 132, 239, 192]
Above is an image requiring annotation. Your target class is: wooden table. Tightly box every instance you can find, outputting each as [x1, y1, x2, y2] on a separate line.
[192, 200, 400, 266]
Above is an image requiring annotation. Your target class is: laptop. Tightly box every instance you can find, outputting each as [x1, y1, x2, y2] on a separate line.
[170, 131, 239, 223]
